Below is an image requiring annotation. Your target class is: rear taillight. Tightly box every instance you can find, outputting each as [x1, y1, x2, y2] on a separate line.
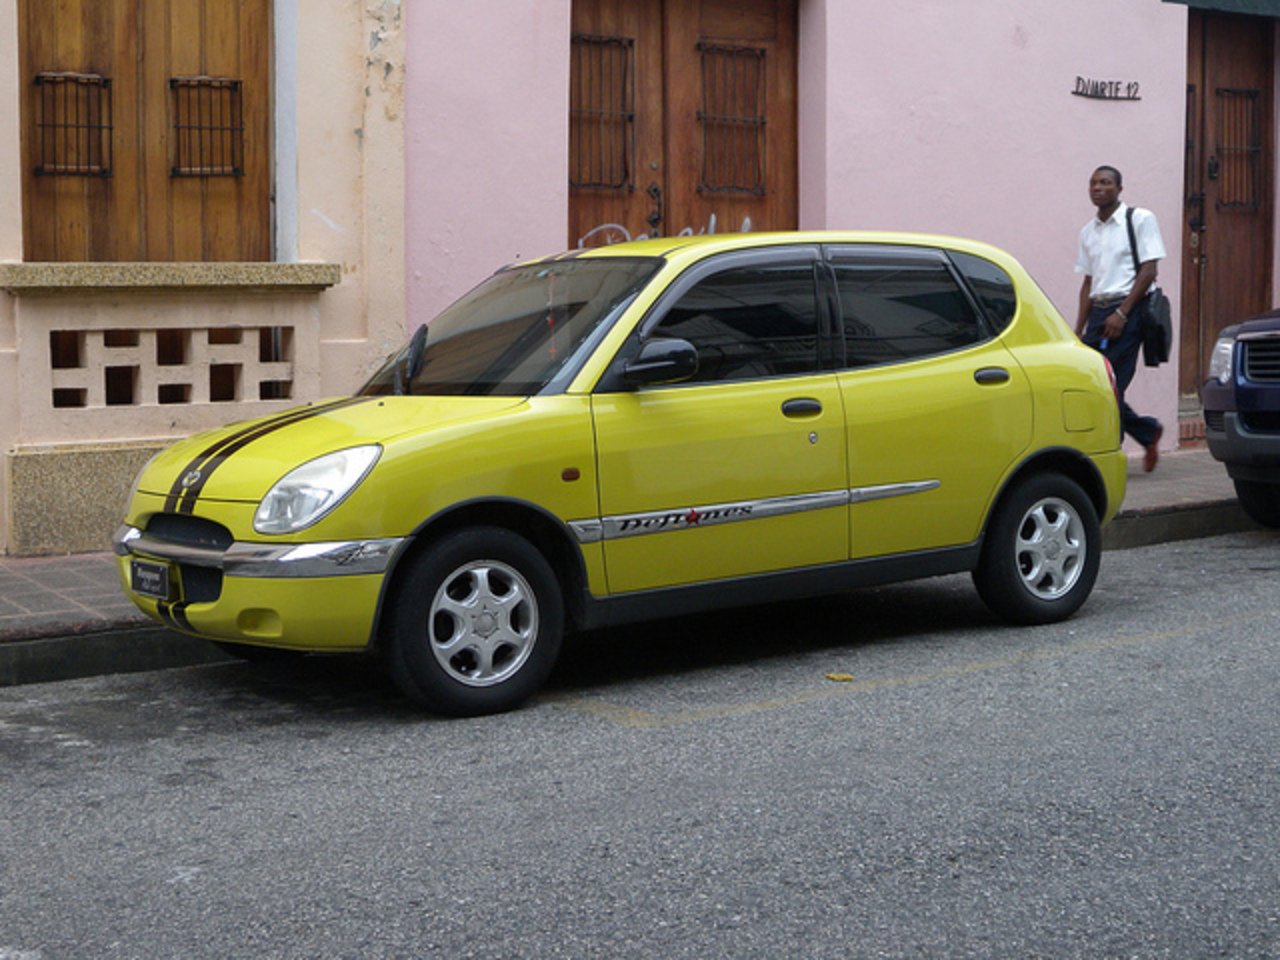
[1103, 355, 1120, 405]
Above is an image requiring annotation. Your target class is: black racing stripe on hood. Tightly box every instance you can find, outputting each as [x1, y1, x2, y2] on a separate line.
[164, 399, 351, 509]
[165, 398, 373, 514]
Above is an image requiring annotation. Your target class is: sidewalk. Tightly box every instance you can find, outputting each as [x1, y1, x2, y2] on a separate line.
[0, 446, 1259, 688]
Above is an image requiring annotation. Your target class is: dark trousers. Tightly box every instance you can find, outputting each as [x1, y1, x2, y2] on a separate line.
[1083, 299, 1162, 448]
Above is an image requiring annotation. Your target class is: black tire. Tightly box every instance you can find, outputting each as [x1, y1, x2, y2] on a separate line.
[1233, 479, 1280, 529]
[384, 527, 564, 716]
[972, 473, 1101, 625]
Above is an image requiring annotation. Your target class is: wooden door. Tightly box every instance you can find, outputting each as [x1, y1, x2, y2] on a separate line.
[1181, 11, 1275, 392]
[19, 0, 271, 261]
[569, 0, 797, 249]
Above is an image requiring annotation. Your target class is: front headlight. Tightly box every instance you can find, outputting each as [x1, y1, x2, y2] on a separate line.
[1208, 335, 1236, 385]
[254, 445, 381, 534]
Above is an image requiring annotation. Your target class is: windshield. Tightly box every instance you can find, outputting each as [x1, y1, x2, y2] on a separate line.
[360, 257, 662, 396]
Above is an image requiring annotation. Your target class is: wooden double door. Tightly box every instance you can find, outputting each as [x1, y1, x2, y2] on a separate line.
[1181, 11, 1276, 393]
[569, 0, 797, 248]
[18, 0, 271, 261]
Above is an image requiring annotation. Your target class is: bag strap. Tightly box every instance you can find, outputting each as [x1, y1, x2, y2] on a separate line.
[1125, 206, 1141, 274]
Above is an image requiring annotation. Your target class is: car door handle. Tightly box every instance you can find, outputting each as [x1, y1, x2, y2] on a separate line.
[782, 398, 823, 417]
[973, 367, 1010, 385]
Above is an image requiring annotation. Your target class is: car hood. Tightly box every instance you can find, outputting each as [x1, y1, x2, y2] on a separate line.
[1233, 309, 1280, 340]
[137, 395, 526, 502]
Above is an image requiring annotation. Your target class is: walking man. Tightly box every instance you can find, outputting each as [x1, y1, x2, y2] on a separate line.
[1075, 164, 1165, 471]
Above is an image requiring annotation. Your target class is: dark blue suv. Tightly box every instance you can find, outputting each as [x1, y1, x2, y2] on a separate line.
[1202, 308, 1280, 528]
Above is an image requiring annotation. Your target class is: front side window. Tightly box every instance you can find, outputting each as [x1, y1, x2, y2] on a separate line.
[361, 258, 661, 397]
[832, 252, 988, 367]
[647, 262, 820, 383]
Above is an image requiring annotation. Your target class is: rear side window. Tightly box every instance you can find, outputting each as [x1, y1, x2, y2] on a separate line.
[949, 251, 1018, 332]
[831, 253, 988, 367]
[648, 262, 820, 383]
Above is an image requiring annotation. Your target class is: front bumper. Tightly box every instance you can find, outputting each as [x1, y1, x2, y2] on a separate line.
[1204, 411, 1280, 481]
[113, 525, 403, 577]
[113, 525, 405, 650]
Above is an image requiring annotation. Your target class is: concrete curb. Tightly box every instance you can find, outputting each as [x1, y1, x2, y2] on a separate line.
[1102, 500, 1258, 551]
[0, 624, 229, 688]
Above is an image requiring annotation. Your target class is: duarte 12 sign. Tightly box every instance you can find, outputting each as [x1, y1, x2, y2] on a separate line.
[1072, 76, 1141, 101]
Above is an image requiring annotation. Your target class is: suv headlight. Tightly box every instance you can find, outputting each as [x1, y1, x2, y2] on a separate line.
[1208, 335, 1236, 385]
[254, 445, 381, 534]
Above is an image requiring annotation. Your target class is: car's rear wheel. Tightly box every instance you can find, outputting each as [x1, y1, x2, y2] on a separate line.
[1233, 478, 1280, 529]
[385, 527, 563, 716]
[973, 473, 1100, 625]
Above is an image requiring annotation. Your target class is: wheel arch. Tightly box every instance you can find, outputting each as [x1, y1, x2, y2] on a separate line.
[372, 497, 590, 649]
[983, 447, 1110, 542]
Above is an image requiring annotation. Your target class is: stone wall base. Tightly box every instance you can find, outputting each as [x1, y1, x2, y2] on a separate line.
[6, 442, 167, 556]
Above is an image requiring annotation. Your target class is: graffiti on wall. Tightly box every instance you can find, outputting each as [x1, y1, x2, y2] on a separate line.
[576, 213, 754, 249]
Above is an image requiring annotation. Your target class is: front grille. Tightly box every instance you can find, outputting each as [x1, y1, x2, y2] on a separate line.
[146, 513, 234, 549]
[1204, 409, 1225, 433]
[144, 514, 230, 603]
[1243, 339, 1280, 383]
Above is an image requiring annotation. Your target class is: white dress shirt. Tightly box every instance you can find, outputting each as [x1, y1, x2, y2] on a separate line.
[1075, 201, 1166, 299]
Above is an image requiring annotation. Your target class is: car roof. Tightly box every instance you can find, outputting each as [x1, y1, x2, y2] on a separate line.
[531, 230, 1019, 268]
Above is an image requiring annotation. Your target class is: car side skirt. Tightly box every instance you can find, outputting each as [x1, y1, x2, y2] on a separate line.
[576, 541, 982, 631]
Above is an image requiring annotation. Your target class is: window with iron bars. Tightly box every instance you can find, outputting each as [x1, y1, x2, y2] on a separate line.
[570, 34, 635, 191]
[32, 72, 113, 177]
[171, 77, 245, 177]
[697, 42, 766, 196]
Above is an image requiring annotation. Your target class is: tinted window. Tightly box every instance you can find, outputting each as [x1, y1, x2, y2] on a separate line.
[832, 255, 987, 367]
[648, 262, 820, 383]
[949, 251, 1017, 331]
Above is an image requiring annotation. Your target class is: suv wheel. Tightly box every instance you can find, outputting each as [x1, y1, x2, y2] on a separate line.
[385, 527, 564, 716]
[973, 473, 1101, 625]
[1233, 479, 1280, 529]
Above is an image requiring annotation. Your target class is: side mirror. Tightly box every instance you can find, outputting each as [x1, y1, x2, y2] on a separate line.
[622, 337, 699, 386]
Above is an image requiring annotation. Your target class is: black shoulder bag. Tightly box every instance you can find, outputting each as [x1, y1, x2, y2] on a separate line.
[1125, 207, 1172, 367]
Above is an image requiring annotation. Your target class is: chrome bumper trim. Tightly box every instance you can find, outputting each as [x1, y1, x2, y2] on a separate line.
[113, 525, 403, 578]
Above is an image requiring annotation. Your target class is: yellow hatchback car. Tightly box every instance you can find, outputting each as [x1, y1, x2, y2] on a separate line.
[115, 232, 1125, 715]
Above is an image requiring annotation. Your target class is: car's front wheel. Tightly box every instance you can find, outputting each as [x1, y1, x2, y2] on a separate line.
[385, 527, 564, 716]
[973, 473, 1101, 625]
[1233, 478, 1280, 529]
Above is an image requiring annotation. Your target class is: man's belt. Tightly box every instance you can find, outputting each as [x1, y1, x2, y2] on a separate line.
[1090, 294, 1127, 308]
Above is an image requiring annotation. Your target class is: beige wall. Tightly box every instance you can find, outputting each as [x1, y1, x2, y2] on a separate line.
[0, 0, 407, 555]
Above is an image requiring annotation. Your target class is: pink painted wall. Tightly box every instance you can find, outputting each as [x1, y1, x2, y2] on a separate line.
[405, 0, 1196, 447]
[798, 0, 1189, 441]
[405, 0, 571, 328]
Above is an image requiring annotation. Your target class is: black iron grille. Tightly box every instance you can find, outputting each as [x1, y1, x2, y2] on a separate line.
[1243, 338, 1280, 383]
[33, 72, 112, 177]
[570, 35, 635, 190]
[1216, 87, 1261, 211]
[171, 77, 244, 177]
[697, 42, 766, 196]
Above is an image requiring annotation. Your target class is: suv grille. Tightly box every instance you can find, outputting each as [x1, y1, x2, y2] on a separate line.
[1243, 338, 1280, 383]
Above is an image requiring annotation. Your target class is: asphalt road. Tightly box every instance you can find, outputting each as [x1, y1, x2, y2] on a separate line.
[2, 531, 1279, 959]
